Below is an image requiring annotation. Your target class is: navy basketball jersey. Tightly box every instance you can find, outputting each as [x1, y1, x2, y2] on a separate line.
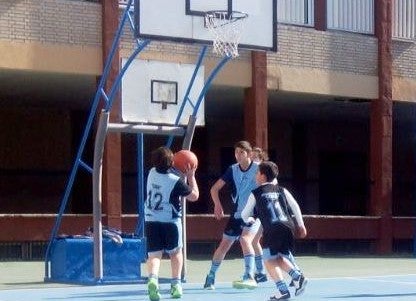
[251, 184, 295, 232]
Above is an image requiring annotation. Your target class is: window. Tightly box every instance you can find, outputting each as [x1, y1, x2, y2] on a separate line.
[327, 0, 374, 34]
[277, 0, 314, 26]
[393, 0, 416, 40]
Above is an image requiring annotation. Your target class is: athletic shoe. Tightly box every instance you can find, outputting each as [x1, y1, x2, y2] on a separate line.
[289, 280, 294, 287]
[232, 275, 258, 289]
[254, 272, 268, 283]
[171, 283, 183, 298]
[294, 274, 308, 296]
[203, 274, 215, 290]
[268, 290, 291, 300]
[147, 278, 161, 301]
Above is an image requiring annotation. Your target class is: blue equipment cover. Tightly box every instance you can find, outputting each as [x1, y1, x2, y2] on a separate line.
[50, 238, 146, 284]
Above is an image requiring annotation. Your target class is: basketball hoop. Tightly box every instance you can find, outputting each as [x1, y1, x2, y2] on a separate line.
[205, 10, 248, 58]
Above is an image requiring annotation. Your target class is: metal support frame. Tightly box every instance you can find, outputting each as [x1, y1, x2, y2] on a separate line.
[44, 0, 233, 283]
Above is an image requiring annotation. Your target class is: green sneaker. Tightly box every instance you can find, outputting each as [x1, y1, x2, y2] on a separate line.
[170, 283, 183, 298]
[232, 276, 257, 290]
[147, 278, 161, 301]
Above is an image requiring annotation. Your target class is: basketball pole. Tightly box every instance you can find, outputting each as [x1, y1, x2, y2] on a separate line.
[43, 0, 141, 280]
[179, 54, 232, 281]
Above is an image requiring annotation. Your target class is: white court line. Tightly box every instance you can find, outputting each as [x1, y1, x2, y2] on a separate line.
[310, 273, 416, 281]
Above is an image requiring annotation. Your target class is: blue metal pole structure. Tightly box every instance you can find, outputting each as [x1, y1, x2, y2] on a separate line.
[180, 54, 232, 281]
[193, 55, 231, 117]
[44, 0, 146, 279]
[105, 40, 150, 112]
[166, 46, 208, 147]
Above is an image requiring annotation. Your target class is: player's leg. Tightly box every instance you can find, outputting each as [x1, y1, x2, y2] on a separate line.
[232, 219, 259, 289]
[169, 249, 183, 298]
[277, 255, 308, 296]
[145, 221, 163, 301]
[276, 227, 308, 297]
[252, 224, 267, 283]
[204, 236, 234, 289]
[262, 225, 293, 300]
[264, 252, 290, 300]
[166, 220, 184, 298]
[147, 252, 163, 301]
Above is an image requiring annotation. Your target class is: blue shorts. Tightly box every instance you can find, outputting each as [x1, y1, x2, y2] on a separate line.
[145, 220, 182, 255]
[223, 217, 261, 241]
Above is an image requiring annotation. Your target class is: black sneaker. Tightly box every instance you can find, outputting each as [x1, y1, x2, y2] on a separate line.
[254, 272, 268, 283]
[289, 280, 294, 287]
[294, 274, 308, 296]
[203, 274, 215, 290]
[268, 290, 290, 300]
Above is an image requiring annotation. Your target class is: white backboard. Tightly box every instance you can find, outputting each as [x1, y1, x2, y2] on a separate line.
[121, 59, 205, 126]
[134, 0, 277, 52]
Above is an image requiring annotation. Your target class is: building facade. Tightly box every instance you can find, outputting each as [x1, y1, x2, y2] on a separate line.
[0, 0, 415, 258]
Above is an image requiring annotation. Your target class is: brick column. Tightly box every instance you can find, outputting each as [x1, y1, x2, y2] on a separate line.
[102, 0, 122, 229]
[370, 0, 392, 254]
[244, 51, 268, 151]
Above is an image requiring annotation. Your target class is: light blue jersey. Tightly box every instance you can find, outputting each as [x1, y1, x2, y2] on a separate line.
[145, 167, 191, 223]
[222, 162, 259, 218]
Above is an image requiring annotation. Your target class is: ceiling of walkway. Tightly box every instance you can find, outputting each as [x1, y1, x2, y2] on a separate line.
[0, 70, 415, 125]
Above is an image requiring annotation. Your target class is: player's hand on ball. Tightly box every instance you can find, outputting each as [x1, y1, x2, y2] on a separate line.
[184, 163, 196, 178]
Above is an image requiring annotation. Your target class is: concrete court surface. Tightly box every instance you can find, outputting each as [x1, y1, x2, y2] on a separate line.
[1, 256, 416, 300]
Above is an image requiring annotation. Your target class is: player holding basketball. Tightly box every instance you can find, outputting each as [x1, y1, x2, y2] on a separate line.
[241, 161, 308, 300]
[145, 146, 199, 301]
[204, 141, 260, 290]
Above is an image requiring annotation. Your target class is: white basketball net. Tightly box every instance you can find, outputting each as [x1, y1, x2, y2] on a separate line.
[205, 11, 248, 58]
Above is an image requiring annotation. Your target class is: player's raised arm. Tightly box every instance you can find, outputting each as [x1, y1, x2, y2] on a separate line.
[184, 164, 199, 201]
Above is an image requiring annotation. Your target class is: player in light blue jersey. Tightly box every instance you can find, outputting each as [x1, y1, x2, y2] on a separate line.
[145, 147, 199, 301]
[203, 141, 260, 290]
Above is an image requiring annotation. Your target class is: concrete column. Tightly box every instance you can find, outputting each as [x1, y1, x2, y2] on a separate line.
[244, 51, 268, 150]
[102, 0, 122, 229]
[370, 0, 393, 254]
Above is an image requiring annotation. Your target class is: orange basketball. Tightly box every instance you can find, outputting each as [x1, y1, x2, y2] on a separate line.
[173, 150, 198, 173]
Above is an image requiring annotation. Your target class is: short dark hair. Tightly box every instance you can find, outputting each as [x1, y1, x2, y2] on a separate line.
[234, 140, 252, 152]
[258, 161, 279, 182]
[151, 146, 173, 172]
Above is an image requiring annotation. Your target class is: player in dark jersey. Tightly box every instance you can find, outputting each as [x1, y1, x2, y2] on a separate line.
[241, 161, 308, 300]
[145, 146, 199, 301]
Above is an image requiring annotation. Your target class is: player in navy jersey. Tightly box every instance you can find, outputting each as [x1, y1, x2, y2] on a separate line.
[203, 141, 260, 290]
[145, 146, 199, 301]
[241, 161, 308, 300]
